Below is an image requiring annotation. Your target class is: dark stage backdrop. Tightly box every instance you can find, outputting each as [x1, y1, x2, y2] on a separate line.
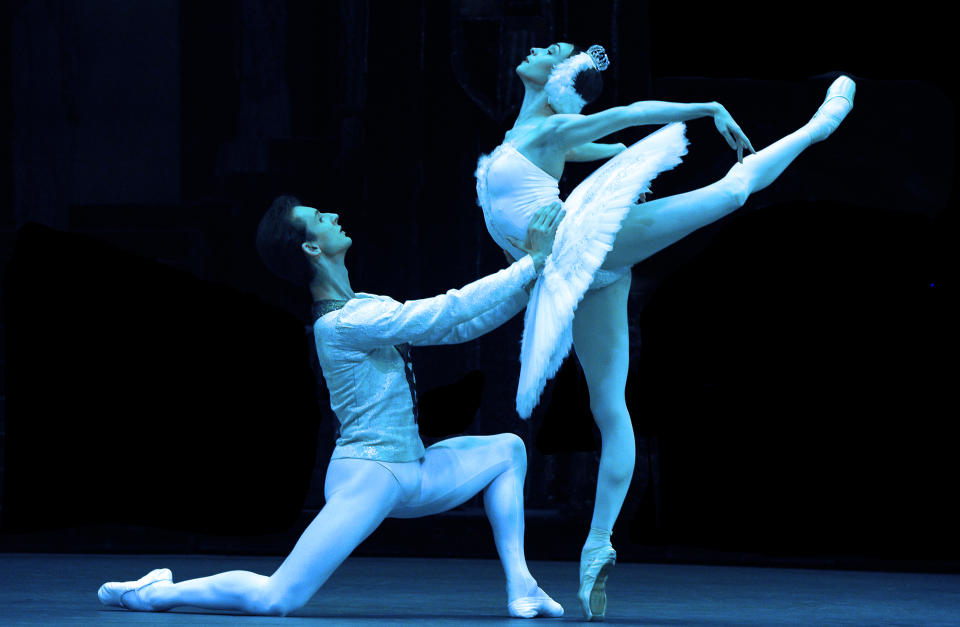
[0, 1, 956, 567]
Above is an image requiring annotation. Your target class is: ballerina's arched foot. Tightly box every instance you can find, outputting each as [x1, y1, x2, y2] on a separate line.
[807, 75, 856, 143]
[578, 543, 616, 621]
[97, 567, 172, 611]
[508, 586, 564, 618]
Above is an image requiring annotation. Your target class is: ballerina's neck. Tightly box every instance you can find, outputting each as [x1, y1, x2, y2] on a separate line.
[517, 84, 553, 119]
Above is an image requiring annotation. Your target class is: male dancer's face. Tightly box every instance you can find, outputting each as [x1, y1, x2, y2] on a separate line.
[516, 42, 575, 84]
[290, 205, 352, 258]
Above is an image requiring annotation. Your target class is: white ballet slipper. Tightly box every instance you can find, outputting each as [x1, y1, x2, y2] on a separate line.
[578, 543, 616, 621]
[97, 568, 172, 611]
[807, 75, 856, 143]
[507, 586, 564, 618]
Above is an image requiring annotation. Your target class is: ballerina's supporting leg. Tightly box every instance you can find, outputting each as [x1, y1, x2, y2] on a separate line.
[123, 460, 403, 615]
[572, 273, 634, 534]
[602, 77, 855, 271]
[570, 272, 634, 620]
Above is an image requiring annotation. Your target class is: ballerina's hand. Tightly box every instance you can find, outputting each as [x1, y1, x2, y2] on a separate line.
[713, 104, 756, 164]
[506, 201, 565, 273]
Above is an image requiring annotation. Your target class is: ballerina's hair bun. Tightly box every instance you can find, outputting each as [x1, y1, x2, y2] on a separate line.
[544, 44, 608, 114]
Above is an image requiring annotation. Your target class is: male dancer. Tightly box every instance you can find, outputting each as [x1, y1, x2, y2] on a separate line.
[97, 198, 566, 618]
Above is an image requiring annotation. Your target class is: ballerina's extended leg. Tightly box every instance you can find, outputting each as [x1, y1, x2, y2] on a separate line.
[602, 75, 856, 270]
[562, 77, 856, 621]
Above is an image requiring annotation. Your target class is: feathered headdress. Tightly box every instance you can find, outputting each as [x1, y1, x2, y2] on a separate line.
[544, 45, 610, 114]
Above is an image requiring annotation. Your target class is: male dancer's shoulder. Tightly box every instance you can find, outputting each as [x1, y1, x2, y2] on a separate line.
[313, 293, 397, 346]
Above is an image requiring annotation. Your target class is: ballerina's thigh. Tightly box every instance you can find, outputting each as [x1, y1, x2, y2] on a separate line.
[475, 122, 689, 418]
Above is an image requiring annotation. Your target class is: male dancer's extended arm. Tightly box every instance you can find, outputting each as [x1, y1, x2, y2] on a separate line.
[328, 202, 562, 351]
[416, 279, 530, 346]
[331, 256, 537, 351]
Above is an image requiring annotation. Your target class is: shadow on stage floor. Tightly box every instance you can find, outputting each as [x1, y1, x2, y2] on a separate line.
[2, 554, 959, 626]
[3, 508, 960, 577]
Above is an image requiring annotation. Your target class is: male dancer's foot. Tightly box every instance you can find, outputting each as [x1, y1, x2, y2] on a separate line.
[508, 577, 564, 618]
[806, 75, 856, 144]
[579, 528, 616, 621]
[98, 568, 173, 611]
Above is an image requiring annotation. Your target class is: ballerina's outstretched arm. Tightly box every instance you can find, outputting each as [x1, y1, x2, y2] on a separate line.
[547, 100, 757, 163]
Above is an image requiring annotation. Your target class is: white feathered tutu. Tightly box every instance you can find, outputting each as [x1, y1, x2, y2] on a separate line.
[476, 122, 689, 418]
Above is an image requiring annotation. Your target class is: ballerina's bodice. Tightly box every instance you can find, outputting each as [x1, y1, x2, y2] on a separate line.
[476, 143, 560, 258]
[475, 123, 690, 417]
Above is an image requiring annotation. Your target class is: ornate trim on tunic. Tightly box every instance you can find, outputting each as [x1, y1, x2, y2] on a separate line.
[313, 299, 418, 423]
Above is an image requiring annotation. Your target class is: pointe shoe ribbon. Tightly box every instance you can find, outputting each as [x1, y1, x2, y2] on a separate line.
[97, 568, 172, 611]
[578, 544, 616, 621]
[508, 587, 565, 618]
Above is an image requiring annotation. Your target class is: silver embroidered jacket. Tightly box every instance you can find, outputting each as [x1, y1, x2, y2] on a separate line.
[313, 255, 536, 462]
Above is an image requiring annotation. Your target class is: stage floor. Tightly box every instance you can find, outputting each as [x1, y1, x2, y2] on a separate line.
[1, 554, 958, 625]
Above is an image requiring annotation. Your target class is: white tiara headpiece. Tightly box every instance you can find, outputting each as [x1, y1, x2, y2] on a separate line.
[586, 45, 610, 71]
[544, 44, 609, 114]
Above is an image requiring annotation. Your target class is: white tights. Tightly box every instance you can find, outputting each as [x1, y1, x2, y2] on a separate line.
[575, 90, 851, 540]
[133, 433, 537, 616]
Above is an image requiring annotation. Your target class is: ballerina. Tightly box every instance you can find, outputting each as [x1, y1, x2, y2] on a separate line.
[475, 41, 855, 620]
[97, 199, 567, 618]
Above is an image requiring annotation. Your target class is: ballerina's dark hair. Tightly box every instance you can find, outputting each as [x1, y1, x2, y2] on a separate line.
[256, 194, 314, 286]
[568, 44, 604, 106]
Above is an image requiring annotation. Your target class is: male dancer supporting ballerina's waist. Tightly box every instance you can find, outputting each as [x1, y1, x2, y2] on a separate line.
[97, 198, 567, 618]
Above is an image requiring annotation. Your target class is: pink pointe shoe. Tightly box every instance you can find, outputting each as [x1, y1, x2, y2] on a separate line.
[97, 568, 172, 611]
[807, 75, 856, 143]
[578, 543, 616, 621]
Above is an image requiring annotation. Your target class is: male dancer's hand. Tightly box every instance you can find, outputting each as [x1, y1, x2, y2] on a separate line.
[713, 103, 756, 163]
[507, 201, 565, 274]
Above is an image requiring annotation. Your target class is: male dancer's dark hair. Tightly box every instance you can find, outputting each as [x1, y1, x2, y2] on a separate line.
[256, 194, 312, 286]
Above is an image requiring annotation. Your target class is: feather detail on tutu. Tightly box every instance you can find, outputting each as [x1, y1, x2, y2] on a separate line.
[515, 122, 689, 418]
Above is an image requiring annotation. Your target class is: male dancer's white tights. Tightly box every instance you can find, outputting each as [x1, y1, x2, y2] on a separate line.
[105, 434, 548, 616]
